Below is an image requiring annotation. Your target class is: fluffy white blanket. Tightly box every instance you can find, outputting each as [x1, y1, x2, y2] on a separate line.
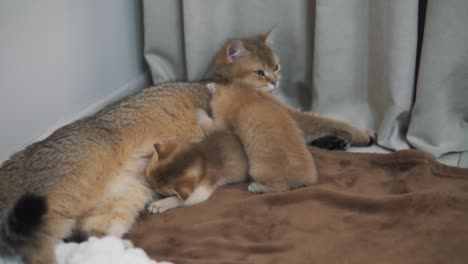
[0, 236, 173, 264]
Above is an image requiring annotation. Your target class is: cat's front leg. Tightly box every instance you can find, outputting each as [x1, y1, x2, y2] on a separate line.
[183, 185, 214, 206]
[195, 108, 216, 135]
[288, 109, 375, 148]
[146, 196, 182, 214]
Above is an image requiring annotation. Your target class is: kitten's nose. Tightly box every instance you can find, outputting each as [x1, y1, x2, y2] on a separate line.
[270, 81, 278, 87]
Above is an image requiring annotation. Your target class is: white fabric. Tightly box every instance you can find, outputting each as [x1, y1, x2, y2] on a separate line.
[0, 237, 172, 264]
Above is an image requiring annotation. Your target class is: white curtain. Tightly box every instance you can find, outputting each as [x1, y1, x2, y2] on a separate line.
[143, 0, 468, 167]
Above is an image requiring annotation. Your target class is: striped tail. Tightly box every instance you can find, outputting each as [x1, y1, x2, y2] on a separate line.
[0, 194, 47, 256]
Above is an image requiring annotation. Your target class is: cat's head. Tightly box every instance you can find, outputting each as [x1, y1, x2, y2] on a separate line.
[207, 30, 281, 93]
[145, 141, 203, 200]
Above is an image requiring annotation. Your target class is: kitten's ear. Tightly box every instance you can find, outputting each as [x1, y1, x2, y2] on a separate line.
[226, 40, 246, 63]
[153, 141, 178, 161]
[259, 26, 276, 45]
[206, 83, 216, 94]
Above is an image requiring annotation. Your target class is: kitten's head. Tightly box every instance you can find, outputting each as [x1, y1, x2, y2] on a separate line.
[145, 141, 203, 200]
[207, 30, 281, 93]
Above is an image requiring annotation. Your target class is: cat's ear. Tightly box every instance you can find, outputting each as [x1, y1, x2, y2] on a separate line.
[226, 40, 246, 63]
[259, 26, 276, 45]
[206, 83, 216, 94]
[153, 141, 178, 161]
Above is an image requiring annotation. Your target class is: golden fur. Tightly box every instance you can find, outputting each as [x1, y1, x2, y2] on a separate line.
[144, 131, 248, 213]
[207, 31, 374, 147]
[0, 83, 211, 263]
[207, 31, 281, 93]
[0, 31, 373, 264]
[197, 81, 318, 193]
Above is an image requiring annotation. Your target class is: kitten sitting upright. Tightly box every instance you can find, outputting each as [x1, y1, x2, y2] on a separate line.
[144, 131, 248, 214]
[197, 82, 319, 193]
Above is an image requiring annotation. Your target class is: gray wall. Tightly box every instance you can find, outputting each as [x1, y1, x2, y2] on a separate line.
[0, 0, 147, 162]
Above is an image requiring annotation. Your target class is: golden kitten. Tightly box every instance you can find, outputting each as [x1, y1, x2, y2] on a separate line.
[207, 30, 281, 93]
[206, 31, 374, 148]
[144, 131, 248, 214]
[197, 81, 318, 193]
[0, 31, 372, 264]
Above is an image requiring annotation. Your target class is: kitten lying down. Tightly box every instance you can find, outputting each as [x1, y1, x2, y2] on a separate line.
[145, 81, 319, 213]
[144, 131, 248, 213]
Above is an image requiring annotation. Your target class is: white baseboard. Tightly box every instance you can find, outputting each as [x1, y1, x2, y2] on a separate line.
[34, 72, 150, 142]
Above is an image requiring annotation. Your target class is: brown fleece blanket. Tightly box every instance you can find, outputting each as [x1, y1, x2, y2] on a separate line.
[125, 148, 468, 264]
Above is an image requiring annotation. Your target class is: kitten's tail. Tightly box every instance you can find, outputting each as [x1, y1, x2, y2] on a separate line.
[0, 194, 47, 256]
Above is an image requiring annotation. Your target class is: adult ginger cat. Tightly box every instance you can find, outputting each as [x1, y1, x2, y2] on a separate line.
[0, 31, 373, 264]
[197, 82, 318, 193]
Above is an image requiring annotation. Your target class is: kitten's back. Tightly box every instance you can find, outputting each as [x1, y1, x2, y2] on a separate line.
[199, 131, 248, 186]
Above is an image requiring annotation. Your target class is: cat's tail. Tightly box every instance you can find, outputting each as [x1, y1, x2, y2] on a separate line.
[0, 194, 47, 256]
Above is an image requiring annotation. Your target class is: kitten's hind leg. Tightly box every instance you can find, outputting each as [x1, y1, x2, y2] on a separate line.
[247, 181, 289, 193]
[248, 182, 276, 194]
[195, 108, 216, 135]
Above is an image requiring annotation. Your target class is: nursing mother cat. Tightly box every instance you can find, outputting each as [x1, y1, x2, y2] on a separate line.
[0, 31, 374, 264]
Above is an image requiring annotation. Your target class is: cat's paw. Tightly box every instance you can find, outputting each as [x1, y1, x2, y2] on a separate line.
[195, 108, 208, 120]
[206, 83, 216, 94]
[248, 183, 269, 194]
[196, 108, 216, 135]
[309, 135, 350, 150]
[366, 130, 377, 146]
[146, 200, 172, 214]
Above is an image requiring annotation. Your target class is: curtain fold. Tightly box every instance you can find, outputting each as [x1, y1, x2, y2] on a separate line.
[143, 0, 467, 164]
[407, 0, 468, 158]
[143, 0, 185, 83]
[311, 0, 419, 152]
[144, 0, 311, 109]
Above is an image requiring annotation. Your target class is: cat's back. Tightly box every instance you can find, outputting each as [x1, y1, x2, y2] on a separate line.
[95, 82, 210, 127]
[0, 82, 211, 209]
[237, 91, 301, 140]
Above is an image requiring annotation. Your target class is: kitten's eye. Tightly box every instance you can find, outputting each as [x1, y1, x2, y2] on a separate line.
[274, 64, 280, 72]
[255, 69, 265, 77]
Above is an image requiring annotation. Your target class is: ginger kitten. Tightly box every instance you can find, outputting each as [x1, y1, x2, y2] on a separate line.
[207, 31, 374, 148]
[197, 82, 319, 193]
[144, 131, 248, 213]
[206, 30, 281, 93]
